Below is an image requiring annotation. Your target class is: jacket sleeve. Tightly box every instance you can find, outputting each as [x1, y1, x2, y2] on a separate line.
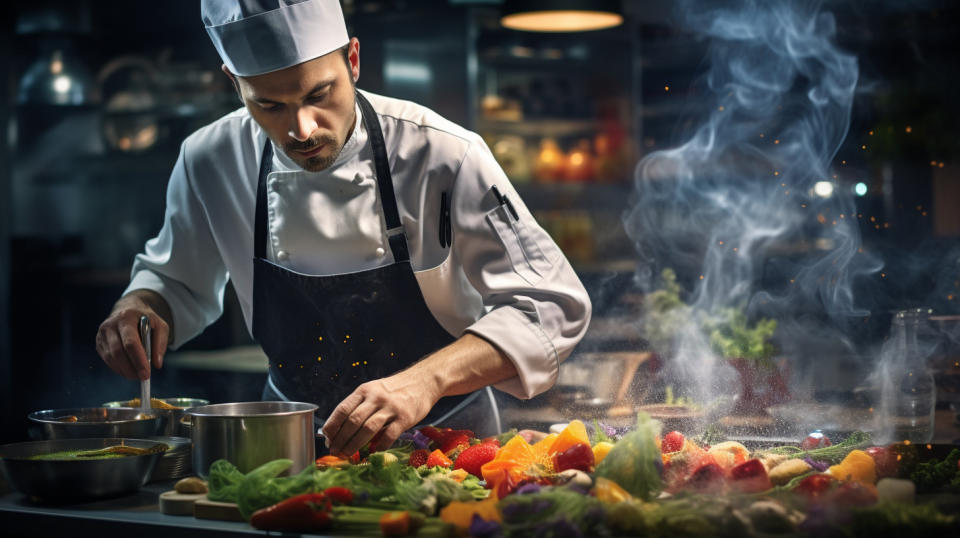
[123, 141, 230, 349]
[452, 141, 592, 399]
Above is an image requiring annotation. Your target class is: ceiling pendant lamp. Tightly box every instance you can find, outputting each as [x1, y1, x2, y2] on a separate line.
[500, 0, 623, 33]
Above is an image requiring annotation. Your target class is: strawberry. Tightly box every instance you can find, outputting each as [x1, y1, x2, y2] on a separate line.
[661, 431, 685, 453]
[453, 442, 499, 477]
[408, 449, 429, 467]
[419, 426, 474, 454]
[440, 433, 472, 455]
[425, 449, 453, 468]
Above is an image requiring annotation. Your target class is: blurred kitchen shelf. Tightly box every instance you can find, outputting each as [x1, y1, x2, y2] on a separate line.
[514, 182, 632, 211]
[165, 345, 268, 373]
[477, 118, 601, 138]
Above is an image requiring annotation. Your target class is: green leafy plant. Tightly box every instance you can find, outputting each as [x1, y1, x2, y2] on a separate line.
[641, 269, 778, 363]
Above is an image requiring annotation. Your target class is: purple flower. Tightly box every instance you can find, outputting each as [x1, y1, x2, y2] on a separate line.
[469, 514, 503, 538]
[500, 502, 528, 522]
[516, 482, 542, 495]
[533, 519, 582, 538]
[400, 429, 431, 449]
[803, 457, 830, 472]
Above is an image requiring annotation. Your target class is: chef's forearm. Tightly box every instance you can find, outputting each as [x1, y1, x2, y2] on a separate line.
[400, 333, 518, 401]
[116, 288, 175, 343]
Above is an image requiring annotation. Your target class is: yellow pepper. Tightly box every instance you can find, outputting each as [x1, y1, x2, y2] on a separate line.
[593, 477, 633, 504]
[828, 449, 877, 484]
[592, 441, 614, 465]
[440, 497, 501, 533]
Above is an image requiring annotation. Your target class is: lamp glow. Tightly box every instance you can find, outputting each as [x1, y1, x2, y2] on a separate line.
[814, 181, 834, 198]
[854, 182, 868, 196]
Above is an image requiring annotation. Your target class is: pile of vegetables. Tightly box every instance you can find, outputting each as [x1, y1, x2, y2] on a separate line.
[205, 415, 959, 537]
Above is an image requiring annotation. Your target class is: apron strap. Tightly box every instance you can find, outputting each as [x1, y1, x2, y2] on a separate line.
[356, 91, 410, 263]
[254, 141, 274, 260]
[253, 92, 411, 262]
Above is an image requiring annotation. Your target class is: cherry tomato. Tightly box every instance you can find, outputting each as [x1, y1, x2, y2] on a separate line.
[662, 431, 685, 453]
[801, 430, 832, 450]
[864, 446, 898, 479]
[795, 474, 835, 501]
[552, 442, 595, 473]
[832, 481, 878, 506]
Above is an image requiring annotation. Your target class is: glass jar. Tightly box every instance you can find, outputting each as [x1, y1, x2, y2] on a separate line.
[889, 308, 937, 443]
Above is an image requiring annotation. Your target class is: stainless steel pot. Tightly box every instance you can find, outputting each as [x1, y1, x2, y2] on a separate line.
[28, 407, 165, 440]
[186, 401, 318, 479]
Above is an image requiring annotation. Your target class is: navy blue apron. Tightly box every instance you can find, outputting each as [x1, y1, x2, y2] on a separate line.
[252, 92, 501, 439]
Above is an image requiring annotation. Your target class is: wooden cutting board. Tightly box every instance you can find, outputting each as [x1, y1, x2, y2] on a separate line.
[193, 495, 245, 522]
[158, 490, 206, 516]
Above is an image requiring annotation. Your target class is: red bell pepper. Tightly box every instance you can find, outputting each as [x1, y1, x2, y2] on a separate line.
[322, 486, 354, 505]
[249, 492, 333, 532]
[686, 462, 727, 493]
[729, 459, 772, 493]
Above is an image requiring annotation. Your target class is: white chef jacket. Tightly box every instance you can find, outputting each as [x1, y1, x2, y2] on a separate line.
[125, 90, 591, 399]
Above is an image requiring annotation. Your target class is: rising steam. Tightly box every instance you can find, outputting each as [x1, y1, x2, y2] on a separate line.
[623, 0, 883, 422]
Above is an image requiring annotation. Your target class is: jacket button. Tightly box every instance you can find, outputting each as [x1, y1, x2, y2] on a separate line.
[353, 173, 364, 184]
[375, 247, 385, 257]
[277, 250, 289, 261]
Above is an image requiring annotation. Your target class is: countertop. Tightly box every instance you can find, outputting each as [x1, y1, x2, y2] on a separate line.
[0, 481, 266, 537]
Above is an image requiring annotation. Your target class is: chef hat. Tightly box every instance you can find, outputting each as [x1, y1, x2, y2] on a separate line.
[202, 0, 349, 77]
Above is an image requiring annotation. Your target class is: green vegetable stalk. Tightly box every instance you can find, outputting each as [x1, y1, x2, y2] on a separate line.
[593, 412, 663, 501]
[763, 430, 872, 464]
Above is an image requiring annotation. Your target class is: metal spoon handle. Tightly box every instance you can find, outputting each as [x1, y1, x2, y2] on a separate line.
[139, 315, 151, 411]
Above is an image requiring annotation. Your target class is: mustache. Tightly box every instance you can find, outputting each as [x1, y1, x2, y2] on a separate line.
[286, 134, 337, 153]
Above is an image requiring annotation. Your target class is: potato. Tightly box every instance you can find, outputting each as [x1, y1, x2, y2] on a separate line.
[174, 476, 208, 494]
[768, 458, 812, 486]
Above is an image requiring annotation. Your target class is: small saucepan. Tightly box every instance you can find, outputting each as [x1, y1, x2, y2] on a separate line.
[186, 401, 318, 479]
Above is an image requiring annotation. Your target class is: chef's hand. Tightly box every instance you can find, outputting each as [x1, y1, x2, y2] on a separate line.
[322, 369, 440, 457]
[322, 334, 520, 456]
[96, 289, 173, 381]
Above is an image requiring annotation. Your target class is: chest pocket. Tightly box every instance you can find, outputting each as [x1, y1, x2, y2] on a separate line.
[485, 205, 555, 286]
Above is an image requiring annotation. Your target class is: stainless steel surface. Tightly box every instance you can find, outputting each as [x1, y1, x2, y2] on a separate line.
[102, 398, 209, 437]
[0, 438, 164, 500]
[186, 401, 318, 479]
[28, 408, 165, 440]
[145, 436, 192, 482]
[139, 315, 151, 418]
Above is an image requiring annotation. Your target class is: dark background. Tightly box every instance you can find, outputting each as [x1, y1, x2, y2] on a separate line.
[1, 0, 959, 443]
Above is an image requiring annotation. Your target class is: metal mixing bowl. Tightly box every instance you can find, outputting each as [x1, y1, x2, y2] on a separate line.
[28, 408, 165, 440]
[0, 438, 165, 500]
[102, 398, 209, 437]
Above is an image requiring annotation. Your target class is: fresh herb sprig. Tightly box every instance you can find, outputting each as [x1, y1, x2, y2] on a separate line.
[763, 430, 872, 464]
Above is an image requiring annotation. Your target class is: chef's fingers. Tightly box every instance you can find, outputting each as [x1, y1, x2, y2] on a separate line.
[373, 420, 406, 452]
[100, 325, 140, 380]
[322, 390, 363, 444]
[339, 409, 395, 456]
[150, 315, 169, 369]
[327, 400, 382, 456]
[118, 320, 150, 380]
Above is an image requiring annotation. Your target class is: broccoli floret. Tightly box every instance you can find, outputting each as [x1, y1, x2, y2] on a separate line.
[910, 449, 960, 493]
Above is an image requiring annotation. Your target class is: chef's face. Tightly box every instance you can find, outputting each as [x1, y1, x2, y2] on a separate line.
[229, 38, 360, 172]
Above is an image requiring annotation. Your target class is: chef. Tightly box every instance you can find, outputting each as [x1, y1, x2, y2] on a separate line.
[95, 0, 591, 456]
